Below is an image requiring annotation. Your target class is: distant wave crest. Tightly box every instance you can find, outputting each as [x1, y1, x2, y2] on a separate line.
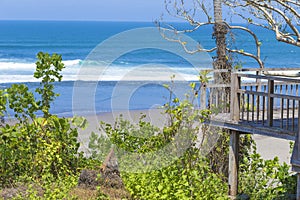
[0, 59, 207, 83]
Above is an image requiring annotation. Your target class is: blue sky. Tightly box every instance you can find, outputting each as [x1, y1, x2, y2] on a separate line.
[0, 0, 244, 22]
[0, 0, 168, 21]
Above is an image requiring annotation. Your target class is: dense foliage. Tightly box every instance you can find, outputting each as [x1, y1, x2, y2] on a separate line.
[90, 116, 229, 199]
[89, 74, 297, 199]
[239, 143, 296, 199]
[0, 52, 86, 199]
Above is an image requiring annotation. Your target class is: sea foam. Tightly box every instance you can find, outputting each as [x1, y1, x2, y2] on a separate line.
[0, 60, 205, 83]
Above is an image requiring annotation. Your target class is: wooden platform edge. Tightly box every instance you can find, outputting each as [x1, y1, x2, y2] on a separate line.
[205, 119, 295, 141]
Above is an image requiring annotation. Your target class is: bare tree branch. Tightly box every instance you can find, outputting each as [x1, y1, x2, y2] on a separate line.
[224, 22, 264, 68]
[158, 26, 218, 54]
[225, 0, 300, 47]
[275, 0, 300, 19]
[158, 0, 300, 68]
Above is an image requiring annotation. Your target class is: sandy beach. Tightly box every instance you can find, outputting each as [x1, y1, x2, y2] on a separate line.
[77, 109, 293, 164]
[77, 109, 168, 154]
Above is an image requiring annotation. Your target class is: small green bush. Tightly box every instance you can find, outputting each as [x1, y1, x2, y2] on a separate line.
[0, 52, 86, 188]
[239, 142, 296, 199]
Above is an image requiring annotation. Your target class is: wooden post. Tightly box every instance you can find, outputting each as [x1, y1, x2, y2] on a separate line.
[228, 73, 240, 198]
[297, 174, 300, 200]
[229, 130, 239, 198]
[298, 107, 300, 161]
[256, 70, 262, 92]
[267, 79, 274, 126]
[200, 84, 207, 110]
[230, 73, 240, 121]
[296, 108, 300, 200]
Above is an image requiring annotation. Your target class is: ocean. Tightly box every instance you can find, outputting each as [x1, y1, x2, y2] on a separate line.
[0, 20, 299, 117]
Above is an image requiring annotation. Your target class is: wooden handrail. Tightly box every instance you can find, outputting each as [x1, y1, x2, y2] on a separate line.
[201, 72, 300, 133]
[238, 67, 300, 72]
[237, 89, 300, 101]
[229, 72, 300, 132]
[238, 73, 300, 83]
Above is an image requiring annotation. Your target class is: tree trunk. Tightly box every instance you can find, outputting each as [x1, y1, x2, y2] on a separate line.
[213, 0, 230, 83]
[213, 3, 237, 198]
[214, 0, 223, 24]
[212, 0, 231, 112]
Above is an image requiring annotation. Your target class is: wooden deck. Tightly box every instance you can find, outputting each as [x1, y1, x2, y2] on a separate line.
[201, 69, 300, 198]
[203, 72, 300, 138]
[209, 112, 296, 140]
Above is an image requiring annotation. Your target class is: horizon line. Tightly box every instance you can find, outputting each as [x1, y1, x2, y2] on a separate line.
[0, 19, 250, 25]
[0, 19, 175, 23]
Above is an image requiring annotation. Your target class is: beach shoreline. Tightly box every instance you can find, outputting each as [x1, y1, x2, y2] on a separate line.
[75, 108, 292, 164]
[3, 107, 291, 164]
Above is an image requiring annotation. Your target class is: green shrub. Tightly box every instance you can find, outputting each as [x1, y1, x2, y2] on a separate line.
[90, 117, 228, 199]
[0, 52, 86, 187]
[122, 150, 228, 200]
[88, 77, 228, 199]
[239, 142, 296, 199]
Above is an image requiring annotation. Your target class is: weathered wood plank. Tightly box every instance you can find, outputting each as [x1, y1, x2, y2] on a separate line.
[268, 80, 274, 126]
[238, 73, 300, 83]
[206, 119, 295, 140]
[229, 130, 239, 197]
[297, 174, 300, 200]
[230, 73, 240, 122]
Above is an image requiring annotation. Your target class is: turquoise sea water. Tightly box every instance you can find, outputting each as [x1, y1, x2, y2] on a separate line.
[0, 21, 299, 116]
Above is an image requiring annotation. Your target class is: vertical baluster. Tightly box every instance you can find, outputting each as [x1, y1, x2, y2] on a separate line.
[241, 93, 245, 121]
[286, 85, 289, 128]
[256, 93, 260, 124]
[291, 84, 294, 131]
[247, 93, 250, 122]
[263, 95, 265, 125]
[267, 79, 274, 127]
[287, 99, 290, 130]
[251, 86, 255, 122]
[275, 84, 278, 128]
[279, 84, 284, 128]
[262, 85, 266, 125]
[293, 99, 296, 132]
[221, 87, 224, 110]
[281, 98, 284, 129]
[297, 85, 299, 126]
[255, 80, 261, 124]
[297, 85, 299, 132]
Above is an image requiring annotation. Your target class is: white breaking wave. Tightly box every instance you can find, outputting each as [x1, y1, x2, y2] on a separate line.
[0, 59, 82, 83]
[0, 60, 209, 83]
[0, 62, 35, 71]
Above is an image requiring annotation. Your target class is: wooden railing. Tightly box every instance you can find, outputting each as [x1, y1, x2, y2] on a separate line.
[231, 73, 300, 135]
[200, 69, 300, 198]
[200, 71, 300, 135]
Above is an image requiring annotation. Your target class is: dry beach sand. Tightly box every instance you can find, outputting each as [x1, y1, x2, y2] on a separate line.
[77, 109, 292, 165]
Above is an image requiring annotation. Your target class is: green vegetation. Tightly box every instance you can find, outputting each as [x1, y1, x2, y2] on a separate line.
[0, 53, 297, 199]
[0, 52, 87, 199]
[239, 143, 296, 199]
